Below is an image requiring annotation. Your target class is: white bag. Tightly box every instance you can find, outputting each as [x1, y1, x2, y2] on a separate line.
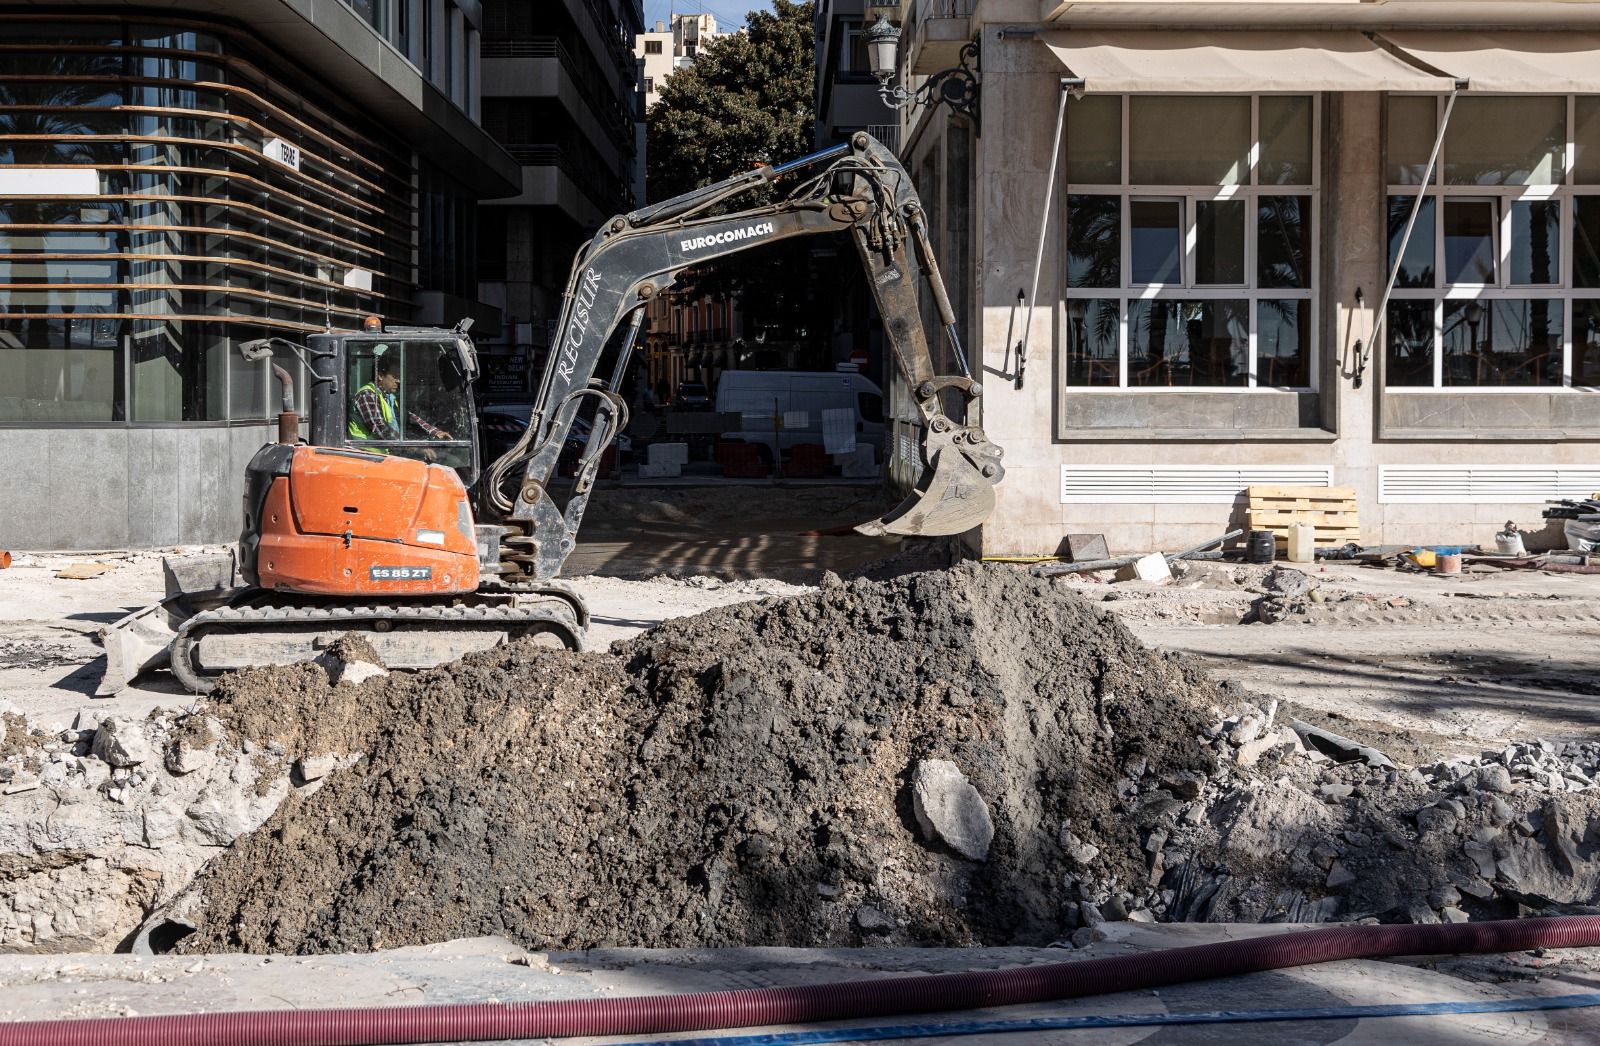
[1565, 519, 1600, 553]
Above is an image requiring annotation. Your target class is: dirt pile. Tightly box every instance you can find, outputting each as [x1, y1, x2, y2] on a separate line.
[172, 565, 1222, 953]
[152, 563, 1600, 955]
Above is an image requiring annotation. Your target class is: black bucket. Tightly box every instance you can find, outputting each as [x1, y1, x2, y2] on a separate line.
[1247, 530, 1277, 564]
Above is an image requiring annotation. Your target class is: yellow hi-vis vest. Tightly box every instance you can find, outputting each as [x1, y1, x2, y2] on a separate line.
[348, 381, 397, 441]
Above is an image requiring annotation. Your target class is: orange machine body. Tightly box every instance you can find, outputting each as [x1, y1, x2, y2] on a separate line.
[252, 446, 479, 597]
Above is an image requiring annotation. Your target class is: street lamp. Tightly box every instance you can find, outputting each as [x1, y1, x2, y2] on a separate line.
[864, 13, 979, 118]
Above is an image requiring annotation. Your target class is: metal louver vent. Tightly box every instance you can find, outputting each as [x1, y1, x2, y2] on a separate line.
[1379, 466, 1600, 504]
[1060, 466, 1334, 505]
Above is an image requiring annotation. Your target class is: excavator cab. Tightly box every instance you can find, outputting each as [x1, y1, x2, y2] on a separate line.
[305, 326, 482, 489]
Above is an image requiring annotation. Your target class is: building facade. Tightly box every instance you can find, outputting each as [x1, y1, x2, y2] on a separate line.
[636, 12, 720, 109]
[475, 0, 644, 396]
[814, 0, 897, 149]
[0, 0, 517, 550]
[887, 0, 1600, 556]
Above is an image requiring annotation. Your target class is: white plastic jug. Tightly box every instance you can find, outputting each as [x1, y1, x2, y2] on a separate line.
[1286, 522, 1316, 563]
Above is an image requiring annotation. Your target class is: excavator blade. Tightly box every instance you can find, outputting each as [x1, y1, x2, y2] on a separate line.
[855, 446, 996, 538]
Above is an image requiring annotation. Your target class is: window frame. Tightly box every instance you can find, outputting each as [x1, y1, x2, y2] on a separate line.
[1063, 93, 1320, 393]
[1386, 92, 1596, 393]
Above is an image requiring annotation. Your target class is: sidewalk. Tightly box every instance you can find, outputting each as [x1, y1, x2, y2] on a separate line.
[3, 924, 1596, 1043]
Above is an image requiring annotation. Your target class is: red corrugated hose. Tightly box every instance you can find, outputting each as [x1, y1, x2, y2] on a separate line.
[5, 917, 1599, 1046]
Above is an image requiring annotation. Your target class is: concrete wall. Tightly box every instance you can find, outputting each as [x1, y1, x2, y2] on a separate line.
[960, 26, 1600, 558]
[0, 426, 276, 550]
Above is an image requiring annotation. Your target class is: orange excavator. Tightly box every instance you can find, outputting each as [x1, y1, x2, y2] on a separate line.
[98, 134, 1004, 694]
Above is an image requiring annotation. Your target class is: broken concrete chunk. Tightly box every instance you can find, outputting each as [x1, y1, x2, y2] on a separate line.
[1326, 861, 1358, 889]
[911, 759, 994, 861]
[295, 754, 340, 783]
[4, 775, 40, 795]
[1463, 841, 1497, 879]
[1070, 926, 1105, 948]
[1159, 772, 1202, 800]
[1113, 553, 1171, 585]
[1235, 728, 1294, 768]
[1428, 884, 1461, 909]
[1475, 765, 1513, 794]
[1058, 825, 1101, 867]
[91, 717, 153, 768]
[1226, 716, 1264, 746]
[1263, 566, 1315, 599]
[1318, 782, 1354, 802]
[1416, 805, 1459, 834]
[335, 660, 388, 688]
[853, 905, 894, 935]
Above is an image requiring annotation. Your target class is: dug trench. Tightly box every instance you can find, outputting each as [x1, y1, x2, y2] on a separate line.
[9, 565, 1600, 955]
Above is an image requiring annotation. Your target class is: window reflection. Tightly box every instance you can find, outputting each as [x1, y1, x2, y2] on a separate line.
[1195, 200, 1245, 286]
[1387, 196, 1435, 288]
[1130, 198, 1182, 285]
[1443, 96, 1565, 186]
[1574, 302, 1600, 386]
[1443, 199, 1497, 284]
[0, 15, 425, 423]
[1257, 300, 1309, 388]
[1065, 299, 1119, 387]
[1386, 301, 1435, 387]
[1442, 300, 1563, 387]
[1127, 300, 1249, 387]
[1067, 195, 1119, 289]
[1510, 200, 1560, 286]
[1258, 196, 1310, 289]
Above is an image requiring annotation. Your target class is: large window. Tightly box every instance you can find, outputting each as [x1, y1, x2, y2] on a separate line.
[1385, 95, 1600, 389]
[0, 16, 423, 424]
[1064, 95, 1316, 390]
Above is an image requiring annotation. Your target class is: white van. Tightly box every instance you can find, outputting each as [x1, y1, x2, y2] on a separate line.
[715, 370, 885, 460]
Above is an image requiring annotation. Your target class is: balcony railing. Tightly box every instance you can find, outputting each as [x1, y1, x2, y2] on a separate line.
[913, 0, 976, 16]
[867, 123, 901, 152]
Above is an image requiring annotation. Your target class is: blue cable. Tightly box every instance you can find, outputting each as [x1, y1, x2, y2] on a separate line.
[612, 991, 1600, 1046]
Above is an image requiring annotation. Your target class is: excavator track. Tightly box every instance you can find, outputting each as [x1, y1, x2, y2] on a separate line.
[169, 599, 584, 695]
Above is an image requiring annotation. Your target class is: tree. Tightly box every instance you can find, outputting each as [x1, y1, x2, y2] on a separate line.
[645, 2, 828, 357]
[647, 1, 815, 201]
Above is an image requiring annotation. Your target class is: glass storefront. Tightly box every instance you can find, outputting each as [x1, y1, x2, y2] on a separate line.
[1064, 94, 1317, 390]
[1384, 93, 1600, 389]
[0, 15, 437, 423]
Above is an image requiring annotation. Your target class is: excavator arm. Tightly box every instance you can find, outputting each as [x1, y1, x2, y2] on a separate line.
[483, 133, 1005, 581]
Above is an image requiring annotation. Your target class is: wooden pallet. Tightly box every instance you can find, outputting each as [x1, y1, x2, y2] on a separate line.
[1246, 485, 1361, 547]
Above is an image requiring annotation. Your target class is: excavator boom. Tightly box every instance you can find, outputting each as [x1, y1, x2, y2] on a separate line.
[484, 133, 1005, 581]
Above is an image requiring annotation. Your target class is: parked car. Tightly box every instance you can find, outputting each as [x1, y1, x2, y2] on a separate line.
[674, 381, 712, 411]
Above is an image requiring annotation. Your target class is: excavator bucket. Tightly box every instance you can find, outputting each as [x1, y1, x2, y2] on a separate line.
[854, 445, 997, 538]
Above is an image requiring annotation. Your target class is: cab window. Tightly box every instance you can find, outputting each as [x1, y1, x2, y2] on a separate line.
[345, 339, 475, 475]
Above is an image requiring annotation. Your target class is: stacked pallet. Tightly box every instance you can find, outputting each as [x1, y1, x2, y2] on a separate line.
[1246, 485, 1360, 549]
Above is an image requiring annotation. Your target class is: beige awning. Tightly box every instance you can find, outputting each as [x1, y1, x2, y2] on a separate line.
[1040, 30, 1458, 93]
[1380, 32, 1600, 93]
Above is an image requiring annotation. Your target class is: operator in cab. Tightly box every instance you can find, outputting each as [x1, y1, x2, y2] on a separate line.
[348, 348, 454, 446]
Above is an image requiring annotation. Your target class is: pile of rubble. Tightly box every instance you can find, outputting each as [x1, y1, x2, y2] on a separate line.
[1104, 696, 1600, 937]
[1, 701, 297, 952]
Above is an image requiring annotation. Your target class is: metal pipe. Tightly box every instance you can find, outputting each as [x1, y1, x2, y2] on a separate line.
[1015, 80, 1072, 390]
[1360, 87, 1460, 388]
